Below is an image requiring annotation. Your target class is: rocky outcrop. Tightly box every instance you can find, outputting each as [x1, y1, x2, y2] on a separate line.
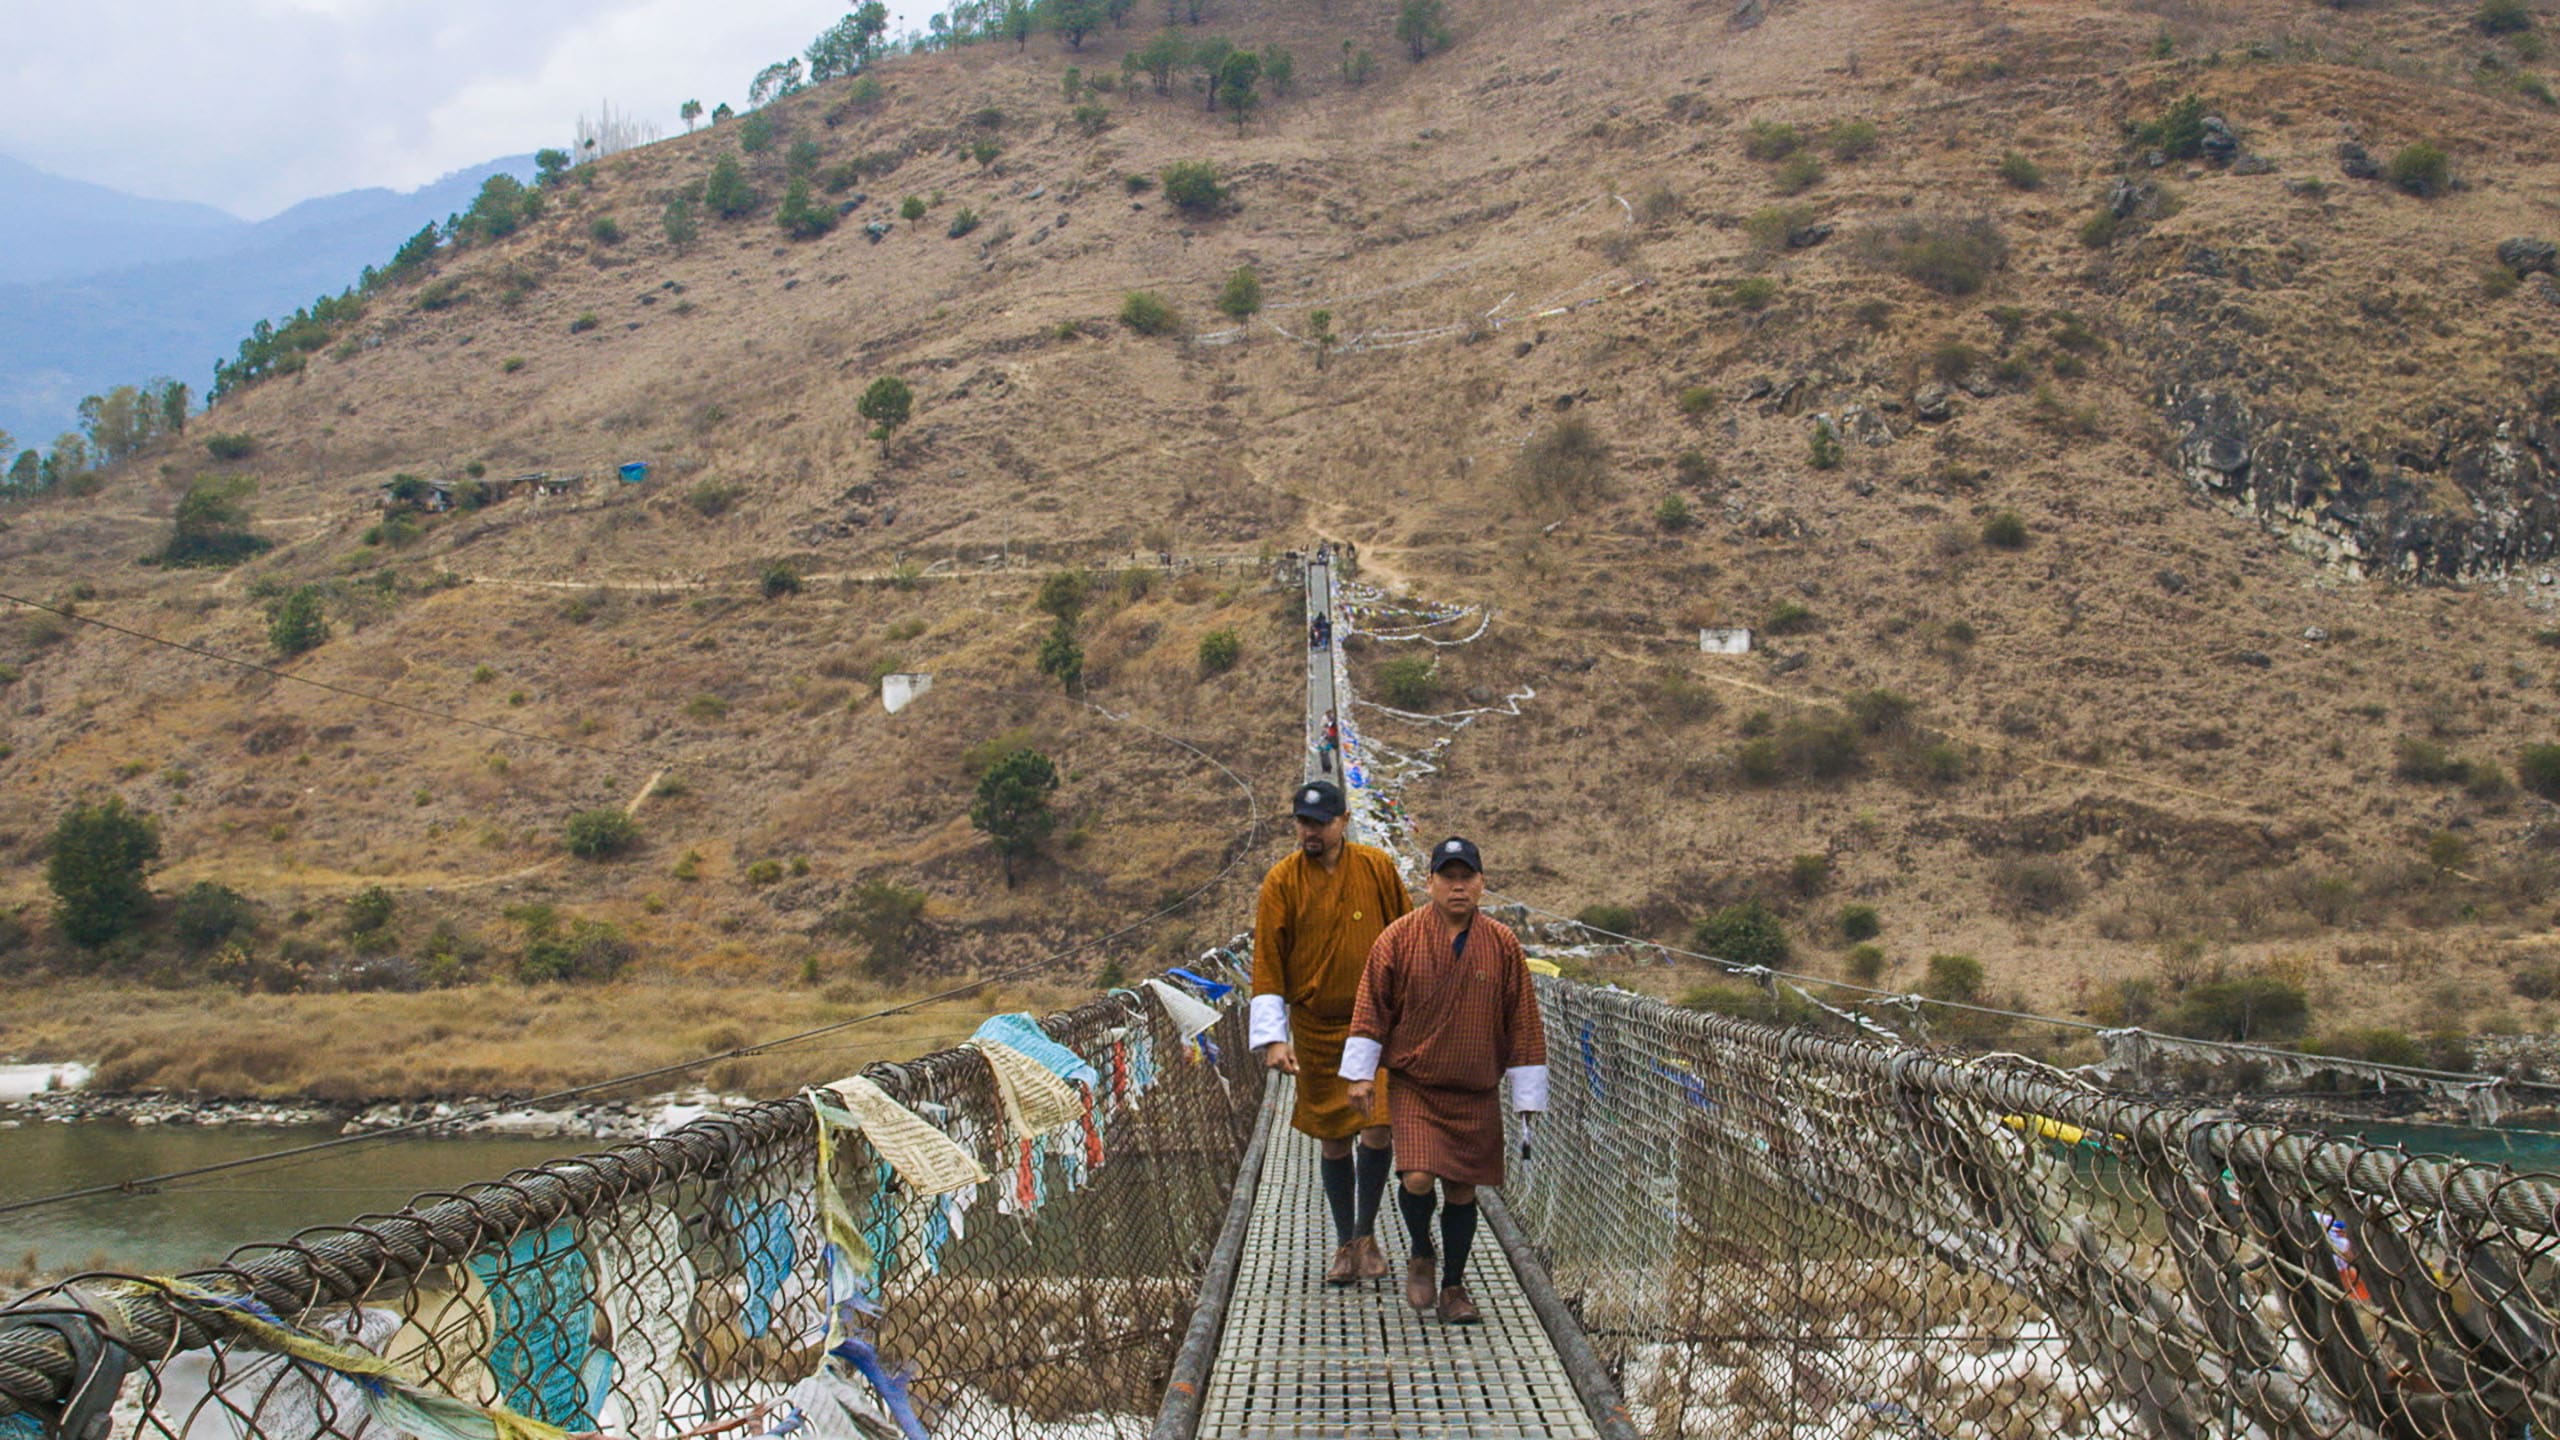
[2162, 384, 2560, 582]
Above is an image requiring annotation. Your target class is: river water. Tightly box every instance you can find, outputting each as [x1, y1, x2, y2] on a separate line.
[0, 1122, 596, 1276]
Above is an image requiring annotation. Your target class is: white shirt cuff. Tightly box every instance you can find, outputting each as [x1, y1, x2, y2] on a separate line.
[1339, 1037, 1382, 1082]
[1506, 1065, 1550, 1112]
[1248, 994, 1290, 1050]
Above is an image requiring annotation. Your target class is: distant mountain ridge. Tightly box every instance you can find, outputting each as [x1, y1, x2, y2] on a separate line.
[0, 153, 535, 449]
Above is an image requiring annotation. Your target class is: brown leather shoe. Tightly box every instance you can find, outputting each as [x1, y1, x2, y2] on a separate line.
[1324, 1244, 1359, 1286]
[1436, 1283, 1481, 1325]
[1404, 1256, 1438, 1311]
[1352, 1234, 1390, 1279]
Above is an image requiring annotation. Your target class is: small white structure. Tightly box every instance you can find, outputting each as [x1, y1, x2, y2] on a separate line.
[0, 1062, 91, 1102]
[1699, 627, 1753, 655]
[882, 673, 934, 714]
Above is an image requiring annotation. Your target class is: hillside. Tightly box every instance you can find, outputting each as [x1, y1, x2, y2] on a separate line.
[6, 0, 2560, 1091]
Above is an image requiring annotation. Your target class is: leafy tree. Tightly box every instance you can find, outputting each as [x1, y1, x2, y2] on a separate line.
[1161, 159, 1227, 214]
[10, 450, 41, 488]
[859, 375, 914, 456]
[564, 809, 641, 859]
[1129, 28, 1187, 91]
[1037, 616, 1084, 690]
[834, 879, 930, 976]
[457, 174, 535, 242]
[1107, 0, 1137, 22]
[681, 98, 705, 131]
[809, 3, 891, 78]
[704, 154, 757, 218]
[1051, 0, 1105, 47]
[1036, 568, 1092, 620]
[777, 179, 836, 238]
[750, 58, 806, 107]
[901, 194, 928, 221]
[534, 148, 573, 186]
[1217, 265, 1262, 322]
[714, 102, 736, 122]
[740, 110, 778, 153]
[156, 378, 189, 436]
[1396, 0, 1452, 60]
[173, 881, 254, 952]
[346, 885, 396, 934]
[971, 747, 1060, 884]
[157, 475, 269, 567]
[78, 385, 157, 462]
[387, 224, 439, 276]
[1003, 0, 1035, 47]
[0, 429, 13, 468]
[42, 433, 90, 487]
[1191, 37, 1234, 108]
[47, 796, 160, 947]
[1263, 45, 1295, 93]
[1120, 290, 1177, 333]
[1215, 49, 1261, 126]
[788, 138, 823, 176]
[2519, 743, 2560, 798]
[1341, 43, 1379, 85]
[663, 193, 700, 248]
[1198, 627, 1241, 674]
[1692, 900, 1790, 968]
[2173, 974, 2309, 1041]
[267, 585, 330, 656]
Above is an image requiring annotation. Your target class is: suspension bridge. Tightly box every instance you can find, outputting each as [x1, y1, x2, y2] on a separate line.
[4, 555, 2560, 1439]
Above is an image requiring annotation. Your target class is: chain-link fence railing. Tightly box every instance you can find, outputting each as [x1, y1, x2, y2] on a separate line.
[0, 983, 1257, 1440]
[1506, 978, 2560, 1440]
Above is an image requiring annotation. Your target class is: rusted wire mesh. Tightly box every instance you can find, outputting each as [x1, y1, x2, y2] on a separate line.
[0, 985, 1256, 1440]
[1505, 979, 2560, 1440]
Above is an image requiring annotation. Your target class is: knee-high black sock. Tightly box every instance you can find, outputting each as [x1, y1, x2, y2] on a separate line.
[1440, 1200, 1479, 1289]
[1353, 1142, 1393, 1238]
[1319, 1153, 1356, 1244]
[1398, 1183, 1438, 1258]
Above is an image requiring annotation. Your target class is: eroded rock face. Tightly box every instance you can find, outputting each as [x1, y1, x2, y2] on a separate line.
[2163, 384, 2560, 581]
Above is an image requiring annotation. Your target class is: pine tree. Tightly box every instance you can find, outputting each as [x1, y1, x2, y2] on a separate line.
[970, 749, 1059, 885]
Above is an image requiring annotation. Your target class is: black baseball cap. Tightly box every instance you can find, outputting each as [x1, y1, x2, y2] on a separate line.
[1428, 836, 1483, 875]
[1292, 779, 1347, 820]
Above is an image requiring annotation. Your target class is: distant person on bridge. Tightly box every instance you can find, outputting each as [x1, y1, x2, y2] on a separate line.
[1343, 837, 1548, 1325]
[1252, 778, 1412, 1286]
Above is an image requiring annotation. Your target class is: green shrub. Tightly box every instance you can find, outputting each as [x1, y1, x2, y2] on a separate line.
[832, 879, 930, 978]
[1774, 153, 1826, 194]
[1828, 120, 1879, 160]
[1764, 600, 1816, 635]
[1857, 216, 2008, 294]
[1922, 952, 1986, 1003]
[1743, 204, 1816, 251]
[1789, 853, 1832, 896]
[1680, 981, 1820, 1027]
[1778, 713, 1861, 779]
[205, 432, 256, 461]
[2079, 209, 2120, 248]
[2308, 1027, 2426, 1067]
[1743, 120, 1802, 160]
[1844, 690, 1913, 739]
[1217, 266, 1263, 321]
[1981, 509, 2030, 548]
[778, 181, 836, 239]
[2134, 93, 2211, 160]
[685, 694, 729, 721]
[1035, 569, 1091, 620]
[589, 216, 623, 244]
[47, 797, 160, 948]
[1037, 616, 1083, 691]
[740, 111, 776, 153]
[2386, 142, 2451, 197]
[1911, 741, 1969, 784]
[687, 480, 744, 517]
[1654, 494, 1693, 531]
[1373, 654, 1438, 709]
[745, 858, 786, 885]
[569, 312, 602, 334]
[2172, 973, 2309, 1041]
[704, 154, 756, 218]
[1996, 152, 2044, 189]
[1198, 627, 1242, 675]
[514, 914, 633, 983]
[761, 561, 803, 598]
[1839, 904, 1881, 942]
[2481, 0, 2535, 33]
[565, 809, 640, 859]
[2519, 743, 2560, 797]
[1991, 857, 2080, 914]
[1695, 900, 1791, 967]
[1120, 290, 1177, 335]
[174, 882, 255, 951]
[1809, 426, 1843, 469]
[1161, 160, 1228, 214]
[2396, 737, 2471, 783]
[946, 207, 980, 238]
[1726, 276, 1780, 311]
[1845, 943, 1887, 983]
[267, 586, 329, 656]
[1576, 903, 1638, 936]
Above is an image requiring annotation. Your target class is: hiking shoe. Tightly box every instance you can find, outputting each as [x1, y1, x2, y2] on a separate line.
[1352, 1234, 1390, 1280]
[1436, 1284, 1481, 1325]
[1324, 1244, 1360, 1286]
[1404, 1257, 1438, 1311]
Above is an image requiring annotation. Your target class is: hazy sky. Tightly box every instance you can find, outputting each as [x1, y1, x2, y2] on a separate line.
[2, 2, 935, 221]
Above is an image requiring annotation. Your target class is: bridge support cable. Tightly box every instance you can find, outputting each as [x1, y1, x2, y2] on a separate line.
[1151, 1075, 1282, 1440]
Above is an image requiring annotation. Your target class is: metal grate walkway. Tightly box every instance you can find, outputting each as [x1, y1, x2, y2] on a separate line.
[1196, 1080, 1601, 1439]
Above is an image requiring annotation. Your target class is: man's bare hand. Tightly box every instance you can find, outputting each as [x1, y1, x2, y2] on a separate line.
[1262, 1041, 1300, 1074]
[1346, 1079, 1375, 1109]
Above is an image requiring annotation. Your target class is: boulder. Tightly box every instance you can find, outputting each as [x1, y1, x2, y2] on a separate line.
[1785, 222, 1834, 249]
[2498, 237, 2558, 277]
[2200, 115, 2240, 162]
[2231, 154, 2276, 176]
[2107, 179, 2148, 219]
[2337, 142, 2380, 179]
[1913, 386, 1956, 423]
